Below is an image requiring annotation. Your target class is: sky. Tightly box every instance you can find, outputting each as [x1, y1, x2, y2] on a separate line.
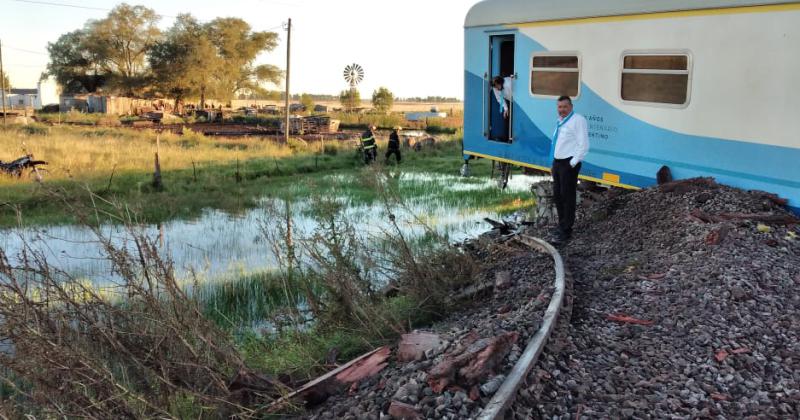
[1, 0, 480, 99]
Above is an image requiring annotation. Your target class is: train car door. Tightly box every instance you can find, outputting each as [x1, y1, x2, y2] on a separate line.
[487, 34, 515, 142]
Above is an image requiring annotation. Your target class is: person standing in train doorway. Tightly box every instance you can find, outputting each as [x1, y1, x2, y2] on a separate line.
[489, 75, 514, 142]
[551, 96, 589, 243]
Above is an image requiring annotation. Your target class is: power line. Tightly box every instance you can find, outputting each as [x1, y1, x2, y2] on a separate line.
[10, 0, 177, 18]
[11, 0, 108, 12]
[6, 63, 46, 68]
[6, 46, 48, 56]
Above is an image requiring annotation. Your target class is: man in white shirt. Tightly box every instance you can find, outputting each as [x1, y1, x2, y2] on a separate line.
[492, 75, 514, 118]
[551, 95, 589, 243]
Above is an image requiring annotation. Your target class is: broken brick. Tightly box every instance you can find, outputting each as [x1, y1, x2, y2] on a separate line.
[397, 332, 444, 363]
[606, 314, 654, 326]
[387, 400, 421, 419]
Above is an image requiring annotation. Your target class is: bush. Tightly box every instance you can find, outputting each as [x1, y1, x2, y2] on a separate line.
[96, 115, 122, 127]
[323, 144, 338, 156]
[20, 123, 50, 136]
[0, 218, 284, 417]
[424, 117, 458, 134]
[333, 112, 405, 130]
[287, 137, 309, 152]
[229, 114, 281, 127]
[177, 127, 208, 148]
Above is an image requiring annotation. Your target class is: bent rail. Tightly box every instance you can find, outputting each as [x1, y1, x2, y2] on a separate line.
[477, 235, 566, 420]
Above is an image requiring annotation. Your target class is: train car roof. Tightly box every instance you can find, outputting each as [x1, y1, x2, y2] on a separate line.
[465, 0, 798, 27]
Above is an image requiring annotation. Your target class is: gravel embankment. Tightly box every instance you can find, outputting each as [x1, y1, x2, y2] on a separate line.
[513, 179, 800, 418]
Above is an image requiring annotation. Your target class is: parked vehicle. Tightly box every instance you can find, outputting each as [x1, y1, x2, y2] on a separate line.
[0, 154, 47, 178]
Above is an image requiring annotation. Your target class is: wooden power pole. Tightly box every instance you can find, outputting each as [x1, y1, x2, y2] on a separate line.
[284, 18, 292, 144]
[0, 39, 7, 127]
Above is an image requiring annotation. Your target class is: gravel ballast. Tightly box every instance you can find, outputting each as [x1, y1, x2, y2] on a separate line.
[513, 179, 800, 418]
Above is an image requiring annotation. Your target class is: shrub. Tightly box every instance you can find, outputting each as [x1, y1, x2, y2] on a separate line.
[0, 218, 285, 417]
[323, 144, 338, 156]
[20, 123, 50, 136]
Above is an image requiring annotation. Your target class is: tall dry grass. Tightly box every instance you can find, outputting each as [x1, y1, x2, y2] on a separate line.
[0, 125, 297, 185]
[0, 204, 289, 418]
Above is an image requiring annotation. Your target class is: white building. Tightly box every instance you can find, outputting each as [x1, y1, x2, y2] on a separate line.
[0, 78, 59, 110]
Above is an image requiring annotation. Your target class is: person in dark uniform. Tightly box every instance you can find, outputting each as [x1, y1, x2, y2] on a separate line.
[361, 124, 378, 164]
[385, 126, 402, 164]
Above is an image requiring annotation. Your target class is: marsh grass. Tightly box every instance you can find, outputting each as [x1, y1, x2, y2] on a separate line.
[0, 213, 284, 418]
[0, 124, 503, 227]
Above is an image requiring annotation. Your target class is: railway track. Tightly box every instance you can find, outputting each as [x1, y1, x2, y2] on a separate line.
[476, 234, 567, 420]
[300, 232, 571, 419]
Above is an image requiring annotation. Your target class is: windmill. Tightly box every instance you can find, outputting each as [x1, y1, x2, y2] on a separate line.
[343, 63, 365, 90]
[342, 63, 364, 111]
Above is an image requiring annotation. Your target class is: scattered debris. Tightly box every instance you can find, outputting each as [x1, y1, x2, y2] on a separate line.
[304, 234, 555, 419]
[427, 331, 519, 393]
[494, 271, 512, 290]
[397, 332, 445, 363]
[387, 400, 421, 419]
[605, 313, 654, 326]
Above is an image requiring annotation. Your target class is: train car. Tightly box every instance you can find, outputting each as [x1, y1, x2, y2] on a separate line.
[462, 0, 800, 212]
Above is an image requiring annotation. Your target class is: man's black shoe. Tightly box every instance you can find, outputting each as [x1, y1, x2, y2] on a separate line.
[548, 231, 566, 245]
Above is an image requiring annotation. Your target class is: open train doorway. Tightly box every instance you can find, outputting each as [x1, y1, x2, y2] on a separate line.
[487, 34, 515, 143]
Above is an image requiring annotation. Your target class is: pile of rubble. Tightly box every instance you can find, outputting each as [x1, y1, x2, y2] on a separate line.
[513, 178, 800, 418]
[293, 235, 557, 419]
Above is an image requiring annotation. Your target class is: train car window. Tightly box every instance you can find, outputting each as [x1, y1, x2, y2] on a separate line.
[530, 54, 580, 97]
[621, 54, 690, 105]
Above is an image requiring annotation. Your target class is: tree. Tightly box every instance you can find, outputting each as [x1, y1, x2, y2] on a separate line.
[47, 5, 160, 96]
[83, 4, 161, 95]
[340, 89, 360, 112]
[300, 93, 314, 113]
[83, 3, 161, 95]
[46, 8, 282, 101]
[206, 18, 281, 102]
[371, 87, 394, 113]
[149, 14, 220, 108]
[46, 30, 106, 93]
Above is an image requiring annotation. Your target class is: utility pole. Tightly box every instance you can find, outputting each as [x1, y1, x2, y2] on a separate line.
[284, 18, 291, 144]
[1, 39, 7, 127]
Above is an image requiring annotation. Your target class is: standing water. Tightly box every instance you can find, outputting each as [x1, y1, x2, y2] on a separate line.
[0, 172, 543, 287]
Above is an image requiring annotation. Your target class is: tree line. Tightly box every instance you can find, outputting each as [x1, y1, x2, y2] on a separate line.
[46, 3, 282, 108]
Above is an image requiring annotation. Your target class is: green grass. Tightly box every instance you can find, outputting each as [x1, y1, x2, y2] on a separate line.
[35, 111, 123, 126]
[0, 124, 514, 227]
[236, 294, 436, 379]
[197, 270, 316, 330]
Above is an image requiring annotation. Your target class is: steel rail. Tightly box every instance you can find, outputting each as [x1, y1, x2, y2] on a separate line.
[477, 234, 566, 420]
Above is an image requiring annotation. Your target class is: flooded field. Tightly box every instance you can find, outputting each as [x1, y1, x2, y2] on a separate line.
[0, 172, 542, 288]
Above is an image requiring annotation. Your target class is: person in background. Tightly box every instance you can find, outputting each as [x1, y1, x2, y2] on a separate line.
[386, 126, 402, 164]
[489, 75, 514, 142]
[551, 95, 589, 243]
[361, 124, 378, 164]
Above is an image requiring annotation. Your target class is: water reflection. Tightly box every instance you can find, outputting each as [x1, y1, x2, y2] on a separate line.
[0, 173, 543, 286]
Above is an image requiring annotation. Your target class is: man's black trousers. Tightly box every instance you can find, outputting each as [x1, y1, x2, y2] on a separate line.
[385, 148, 401, 163]
[551, 157, 581, 235]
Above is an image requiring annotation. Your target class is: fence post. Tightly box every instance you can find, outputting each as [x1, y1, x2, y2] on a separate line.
[153, 133, 163, 189]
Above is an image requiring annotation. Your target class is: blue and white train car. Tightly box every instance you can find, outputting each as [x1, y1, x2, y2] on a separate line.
[463, 0, 800, 212]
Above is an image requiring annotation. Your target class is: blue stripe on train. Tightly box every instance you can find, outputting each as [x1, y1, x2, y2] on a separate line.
[463, 27, 800, 212]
